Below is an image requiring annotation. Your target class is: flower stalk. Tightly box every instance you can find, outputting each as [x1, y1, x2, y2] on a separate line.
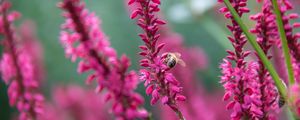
[128, 0, 186, 119]
[0, 2, 45, 119]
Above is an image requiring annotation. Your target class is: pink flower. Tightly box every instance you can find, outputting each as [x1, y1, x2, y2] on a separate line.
[249, 0, 281, 119]
[0, 2, 45, 119]
[41, 85, 111, 120]
[58, 0, 148, 119]
[220, 59, 264, 119]
[219, 0, 273, 119]
[128, 0, 185, 119]
[288, 84, 300, 117]
[155, 26, 227, 119]
[19, 21, 45, 82]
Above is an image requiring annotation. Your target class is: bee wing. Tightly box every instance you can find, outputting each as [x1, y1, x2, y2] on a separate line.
[173, 52, 181, 58]
[177, 59, 186, 67]
[281, 80, 287, 89]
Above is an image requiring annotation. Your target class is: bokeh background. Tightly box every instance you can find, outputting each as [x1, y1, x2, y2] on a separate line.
[1, 0, 290, 119]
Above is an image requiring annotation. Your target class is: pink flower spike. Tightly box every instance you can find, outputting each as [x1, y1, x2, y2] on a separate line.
[0, 2, 46, 119]
[58, 0, 149, 119]
[129, 0, 186, 119]
[41, 85, 111, 120]
[218, 0, 280, 119]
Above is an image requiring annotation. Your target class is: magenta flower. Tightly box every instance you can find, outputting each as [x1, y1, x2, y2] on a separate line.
[58, 0, 148, 119]
[41, 85, 111, 120]
[221, 59, 265, 119]
[219, 0, 270, 119]
[249, 0, 280, 119]
[0, 2, 45, 119]
[19, 21, 46, 83]
[288, 84, 300, 117]
[128, 0, 185, 119]
[157, 28, 226, 120]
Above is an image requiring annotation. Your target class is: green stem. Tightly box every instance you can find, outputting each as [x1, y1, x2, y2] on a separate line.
[271, 0, 295, 85]
[223, 0, 287, 98]
[287, 108, 297, 120]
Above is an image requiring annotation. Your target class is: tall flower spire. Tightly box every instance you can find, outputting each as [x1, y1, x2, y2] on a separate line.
[219, 0, 265, 119]
[58, 0, 148, 119]
[41, 85, 111, 120]
[0, 1, 45, 119]
[249, 0, 280, 119]
[128, 0, 186, 119]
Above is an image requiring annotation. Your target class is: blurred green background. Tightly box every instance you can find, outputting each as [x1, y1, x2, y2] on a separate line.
[0, 0, 237, 119]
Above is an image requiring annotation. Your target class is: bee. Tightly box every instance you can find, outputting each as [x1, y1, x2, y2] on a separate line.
[164, 52, 186, 68]
[278, 80, 287, 108]
[268, 80, 286, 108]
[278, 95, 285, 108]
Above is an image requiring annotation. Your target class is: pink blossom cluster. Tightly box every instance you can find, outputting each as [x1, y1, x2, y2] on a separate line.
[158, 26, 230, 120]
[288, 84, 300, 117]
[249, 0, 280, 119]
[0, 2, 45, 120]
[41, 85, 111, 120]
[58, 0, 148, 119]
[128, 0, 186, 119]
[220, 59, 266, 119]
[18, 21, 45, 82]
[4, 0, 300, 119]
[218, 0, 300, 119]
[219, 0, 268, 119]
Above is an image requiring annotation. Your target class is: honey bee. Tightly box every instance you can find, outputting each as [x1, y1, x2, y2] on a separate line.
[278, 95, 285, 108]
[278, 80, 287, 108]
[164, 52, 186, 68]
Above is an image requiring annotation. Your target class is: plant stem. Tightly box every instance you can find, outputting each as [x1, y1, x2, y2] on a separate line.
[287, 108, 297, 120]
[271, 0, 295, 85]
[223, 0, 287, 98]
